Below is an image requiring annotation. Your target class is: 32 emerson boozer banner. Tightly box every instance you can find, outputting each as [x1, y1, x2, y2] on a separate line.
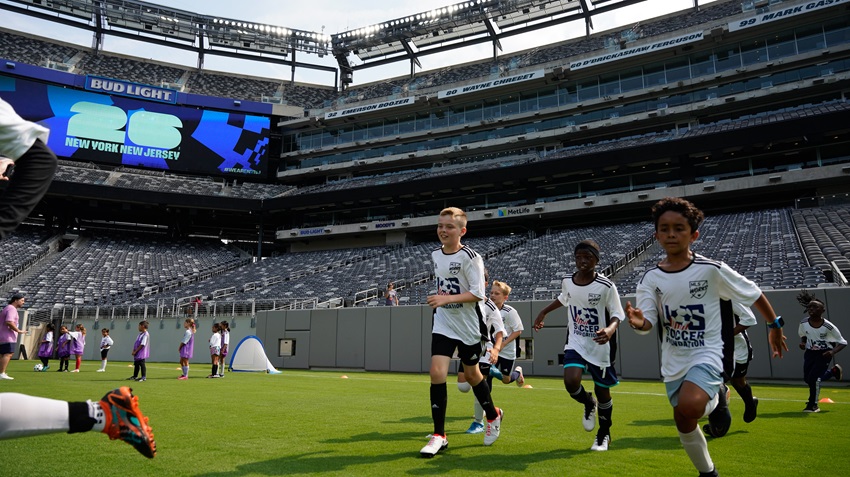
[569, 32, 704, 70]
[0, 75, 270, 177]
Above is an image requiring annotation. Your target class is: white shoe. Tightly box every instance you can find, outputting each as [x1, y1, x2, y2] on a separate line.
[70, 369, 80, 373]
[515, 366, 525, 387]
[96, 369, 105, 372]
[0, 373, 13, 380]
[419, 434, 447, 458]
[590, 433, 610, 451]
[484, 407, 503, 446]
[583, 394, 597, 432]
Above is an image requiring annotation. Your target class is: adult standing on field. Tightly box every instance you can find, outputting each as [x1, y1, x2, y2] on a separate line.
[385, 283, 399, 306]
[0, 293, 27, 380]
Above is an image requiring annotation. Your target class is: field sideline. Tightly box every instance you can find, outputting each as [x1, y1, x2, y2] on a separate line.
[0, 360, 847, 476]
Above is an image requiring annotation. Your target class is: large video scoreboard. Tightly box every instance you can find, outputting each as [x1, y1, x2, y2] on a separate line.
[0, 74, 271, 178]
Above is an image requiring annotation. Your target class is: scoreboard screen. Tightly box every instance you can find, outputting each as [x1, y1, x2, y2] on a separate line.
[0, 75, 270, 178]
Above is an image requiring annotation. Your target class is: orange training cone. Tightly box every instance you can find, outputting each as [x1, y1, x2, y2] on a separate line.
[819, 397, 835, 403]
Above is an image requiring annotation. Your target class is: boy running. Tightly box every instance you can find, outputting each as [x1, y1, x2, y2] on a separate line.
[626, 197, 786, 477]
[421, 207, 504, 457]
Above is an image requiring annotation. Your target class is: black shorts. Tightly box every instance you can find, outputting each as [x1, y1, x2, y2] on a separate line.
[731, 360, 750, 379]
[0, 342, 15, 355]
[101, 349, 110, 359]
[431, 333, 484, 367]
[496, 356, 516, 376]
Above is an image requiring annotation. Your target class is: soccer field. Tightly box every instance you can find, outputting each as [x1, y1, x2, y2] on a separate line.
[1, 361, 847, 477]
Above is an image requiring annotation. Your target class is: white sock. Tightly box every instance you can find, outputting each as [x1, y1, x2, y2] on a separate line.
[88, 400, 106, 432]
[100, 360, 107, 370]
[679, 427, 714, 473]
[473, 399, 484, 423]
[0, 393, 70, 438]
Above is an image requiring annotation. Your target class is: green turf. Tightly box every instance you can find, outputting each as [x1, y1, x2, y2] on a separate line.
[0, 360, 847, 476]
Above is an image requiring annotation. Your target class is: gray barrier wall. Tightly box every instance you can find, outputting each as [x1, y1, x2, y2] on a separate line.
[22, 288, 849, 381]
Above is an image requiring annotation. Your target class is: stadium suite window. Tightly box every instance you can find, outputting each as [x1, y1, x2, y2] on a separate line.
[766, 31, 797, 61]
[740, 39, 766, 66]
[824, 19, 850, 47]
[796, 26, 826, 54]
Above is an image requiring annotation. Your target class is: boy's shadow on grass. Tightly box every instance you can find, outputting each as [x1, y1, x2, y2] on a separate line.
[629, 418, 672, 427]
[193, 447, 577, 477]
[755, 410, 830, 418]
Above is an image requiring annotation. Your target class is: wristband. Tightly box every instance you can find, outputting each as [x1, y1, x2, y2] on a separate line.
[766, 316, 784, 329]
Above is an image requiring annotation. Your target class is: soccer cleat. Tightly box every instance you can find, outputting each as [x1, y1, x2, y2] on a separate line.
[135, 377, 146, 382]
[832, 364, 843, 381]
[419, 434, 448, 458]
[803, 404, 820, 413]
[484, 407, 503, 446]
[0, 373, 13, 380]
[590, 432, 610, 451]
[99, 387, 156, 458]
[698, 468, 719, 477]
[43, 365, 49, 371]
[702, 424, 716, 438]
[465, 421, 484, 434]
[743, 396, 758, 423]
[96, 369, 105, 372]
[515, 366, 525, 387]
[126, 376, 137, 380]
[177, 375, 188, 380]
[488, 366, 504, 380]
[582, 393, 597, 432]
[71, 369, 80, 373]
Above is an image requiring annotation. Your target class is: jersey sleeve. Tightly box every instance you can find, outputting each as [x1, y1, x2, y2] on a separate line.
[828, 323, 848, 346]
[506, 308, 524, 333]
[605, 282, 625, 322]
[635, 272, 659, 327]
[798, 319, 807, 339]
[464, 253, 487, 300]
[716, 262, 762, 305]
[556, 278, 570, 307]
[733, 302, 758, 327]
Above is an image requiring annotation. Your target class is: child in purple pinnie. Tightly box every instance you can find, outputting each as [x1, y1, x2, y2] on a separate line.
[56, 325, 71, 372]
[218, 321, 230, 377]
[128, 321, 150, 382]
[178, 318, 195, 380]
[69, 324, 86, 372]
[37, 323, 54, 371]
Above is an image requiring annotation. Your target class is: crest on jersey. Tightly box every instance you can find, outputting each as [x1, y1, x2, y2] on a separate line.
[587, 293, 601, 306]
[689, 281, 708, 299]
[449, 262, 461, 275]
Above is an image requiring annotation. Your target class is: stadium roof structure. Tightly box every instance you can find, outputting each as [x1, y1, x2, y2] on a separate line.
[330, 0, 656, 83]
[0, 0, 336, 78]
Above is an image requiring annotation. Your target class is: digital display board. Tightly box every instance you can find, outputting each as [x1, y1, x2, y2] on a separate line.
[0, 75, 270, 177]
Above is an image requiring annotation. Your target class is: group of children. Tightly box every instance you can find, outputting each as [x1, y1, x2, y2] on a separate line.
[32, 318, 233, 381]
[423, 199, 844, 477]
[36, 324, 113, 372]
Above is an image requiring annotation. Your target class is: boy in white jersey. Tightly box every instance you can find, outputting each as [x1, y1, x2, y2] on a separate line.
[797, 290, 845, 412]
[421, 207, 504, 458]
[534, 239, 624, 452]
[626, 197, 787, 477]
[488, 280, 526, 388]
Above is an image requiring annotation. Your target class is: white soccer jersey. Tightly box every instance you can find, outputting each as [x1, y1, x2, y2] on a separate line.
[431, 244, 487, 346]
[498, 303, 524, 360]
[558, 272, 625, 368]
[799, 318, 847, 351]
[0, 97, 50, 161]
[209, 332, 221, 348]
[182, 329, 193, 345]
[479, 298, 506, 363]
[100, 336, 114, 349]
[635, 253, 763, 381]
[732, 302, 757, 364]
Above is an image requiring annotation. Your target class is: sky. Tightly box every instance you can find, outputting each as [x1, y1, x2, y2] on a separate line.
[2, 0, 720, 87]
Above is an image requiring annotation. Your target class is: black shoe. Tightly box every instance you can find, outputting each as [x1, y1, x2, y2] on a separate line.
[126, 376, 138, 380]
[743, 397, 758, 423]
[803, 404, 820, 413]
[698, 467, 719, 477]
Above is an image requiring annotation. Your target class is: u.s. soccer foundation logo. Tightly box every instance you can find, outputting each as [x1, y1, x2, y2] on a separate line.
[449, 262, 461, 275]
[689, 281, 708, 299]
[587, 293, 601, 306]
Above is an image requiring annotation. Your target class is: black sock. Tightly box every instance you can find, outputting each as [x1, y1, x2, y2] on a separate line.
[430, 383, 448, 436]
[67, 402, 96, 434]
[40, 358, 49, 367]
[569, 384, 592, 406]
[734, 382, 754, 407]
[808, 382, 818, 405]
[212, 364, 218, 375]
[140, 361, 146, 378]
[472, 380, 498, 420]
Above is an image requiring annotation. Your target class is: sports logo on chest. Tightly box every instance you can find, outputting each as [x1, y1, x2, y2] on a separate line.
[689, 280, 708, 299]
[449, 262, 462, 275]
[587, 293, 601, 306]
